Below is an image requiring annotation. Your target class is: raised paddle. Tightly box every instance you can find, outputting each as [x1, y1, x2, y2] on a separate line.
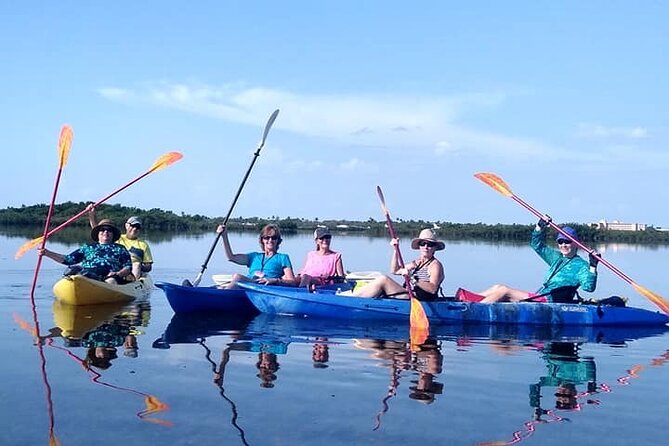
[15, 151, 184, 259]
[27, 124, 73, 446]
[376, 186, 430, 342]
[474, 172, 669, 315]
[184, 109, 280, 287]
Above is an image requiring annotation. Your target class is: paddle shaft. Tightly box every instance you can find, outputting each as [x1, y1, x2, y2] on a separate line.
[41, 168, 159, 241]
[190, 109, 280, 286]
[376, 187, 418, 299]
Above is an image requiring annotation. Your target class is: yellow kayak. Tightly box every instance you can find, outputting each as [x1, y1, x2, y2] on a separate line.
[53, 274, 153, 305]
[52, 300, 127, 338]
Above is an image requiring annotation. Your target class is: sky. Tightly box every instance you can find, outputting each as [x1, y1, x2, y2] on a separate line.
[2, 1, 668, 226]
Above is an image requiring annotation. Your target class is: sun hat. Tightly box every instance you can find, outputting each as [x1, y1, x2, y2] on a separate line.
[556, 226, 578, 242]
[314, 227, 332, 239]
[91, 219, 121, 242]
[126, 216, 142, 227]
[410, 228, 445, 251]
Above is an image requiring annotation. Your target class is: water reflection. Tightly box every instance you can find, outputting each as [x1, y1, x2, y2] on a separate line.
[478, 341, 669, 446]
[37, 298, 172, 427]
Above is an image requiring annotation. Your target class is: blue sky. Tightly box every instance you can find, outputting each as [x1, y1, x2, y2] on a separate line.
[2, 2, 668, 226]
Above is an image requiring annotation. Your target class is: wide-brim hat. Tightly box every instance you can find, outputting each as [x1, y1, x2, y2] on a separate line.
[411, 228, 445, 251]
[91, 219, 121, 242]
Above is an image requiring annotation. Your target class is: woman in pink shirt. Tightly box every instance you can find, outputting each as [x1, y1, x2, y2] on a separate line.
[298, 227, 345, 290]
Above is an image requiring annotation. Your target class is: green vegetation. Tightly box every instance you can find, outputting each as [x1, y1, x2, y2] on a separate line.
[2, 202, 669, 244]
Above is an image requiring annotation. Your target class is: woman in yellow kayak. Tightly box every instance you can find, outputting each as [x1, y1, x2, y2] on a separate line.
[39, 219, 133, 284]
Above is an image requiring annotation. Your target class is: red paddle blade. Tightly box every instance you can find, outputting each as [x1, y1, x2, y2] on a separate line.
[633, 284, 669, 315]
[474, 172, 513, 197]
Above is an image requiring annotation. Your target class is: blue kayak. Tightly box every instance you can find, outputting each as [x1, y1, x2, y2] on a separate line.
[155, 281, 258, 314]
[237, 282, 669, 327]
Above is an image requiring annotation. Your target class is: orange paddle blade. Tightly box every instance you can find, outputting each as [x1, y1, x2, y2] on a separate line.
[57, 125, 73, 168]
[49, 433, 60, 446]
[410, 298, 429, 331]
[15, 236, 43, 259]
[410, 325, 429, 351]
[149, 151, 183, 173]
[633, 283, 669, 315]
[474, 172, 513, 197]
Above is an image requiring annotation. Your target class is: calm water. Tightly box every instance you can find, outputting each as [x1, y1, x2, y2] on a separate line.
[1, 231, 668, 446]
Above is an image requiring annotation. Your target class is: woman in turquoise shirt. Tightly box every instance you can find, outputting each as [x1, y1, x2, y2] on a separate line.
[217, 223, 296, 289]
[478, 220, 600, 303]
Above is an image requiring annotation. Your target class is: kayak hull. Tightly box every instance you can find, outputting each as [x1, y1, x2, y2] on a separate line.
[238, 283, 669, 327]
[155, 281, 257, 314]
[53, 274, 153, 305]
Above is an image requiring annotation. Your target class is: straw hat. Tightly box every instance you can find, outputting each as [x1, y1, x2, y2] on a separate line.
[410, 228, 445, 251]
[91, 219, 121, 242]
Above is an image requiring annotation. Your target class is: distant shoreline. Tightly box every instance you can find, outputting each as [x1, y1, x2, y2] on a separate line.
[2, 201, 669, 245]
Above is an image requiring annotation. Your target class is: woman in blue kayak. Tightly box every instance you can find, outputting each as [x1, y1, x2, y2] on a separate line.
[352, 228, 445, 300]
[478, 219, 600, 303]
[217, 223, 297, 289]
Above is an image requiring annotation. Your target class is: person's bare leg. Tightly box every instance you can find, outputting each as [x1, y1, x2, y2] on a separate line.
[479, 284, 530, 303]
[353, 275, 407, 298]
[223, 273, 250, 290]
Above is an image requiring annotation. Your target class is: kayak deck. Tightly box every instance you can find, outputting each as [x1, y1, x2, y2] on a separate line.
[53, 274, 153, 305]
[238, 282, 669, 327]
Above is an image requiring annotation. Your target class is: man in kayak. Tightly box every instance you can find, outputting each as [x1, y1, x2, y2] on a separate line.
[87, 205, 154, 280]
[477, 219, 600, 303]
[39, 219, 133, 284]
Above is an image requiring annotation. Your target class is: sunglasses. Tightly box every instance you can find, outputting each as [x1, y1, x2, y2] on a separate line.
[557, 239, 572, 245]
[419, 241, 436, 248]
[318, 235, 332, 241]
[130, 224, 142, 229]
[262, 235, 279, 241]
[99, 227, 114, 233]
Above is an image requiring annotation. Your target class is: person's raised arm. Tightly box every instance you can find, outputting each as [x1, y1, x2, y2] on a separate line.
[389, 238, 409, 276]
[86, 203, 98, 229]
[217, 225, 248, 266]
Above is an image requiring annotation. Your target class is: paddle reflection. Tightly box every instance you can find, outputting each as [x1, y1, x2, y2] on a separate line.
[39, 298, 172, 427]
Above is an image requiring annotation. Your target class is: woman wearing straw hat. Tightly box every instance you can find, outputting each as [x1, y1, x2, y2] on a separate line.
[352, 228, 445, 300]
[39, 219, 133, 285]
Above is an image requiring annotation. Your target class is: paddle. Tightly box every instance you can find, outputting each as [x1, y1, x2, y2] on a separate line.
[474, 172, 669, 315]
[15, 151, 184, 259]
[27, 124, 73, 446]
[376, 186, 430, 342]
[184, 109, 280, 287]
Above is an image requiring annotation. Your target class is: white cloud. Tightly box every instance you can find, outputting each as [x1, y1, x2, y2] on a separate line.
[97, 82, 657, 165]
[576, 123, 649, 139]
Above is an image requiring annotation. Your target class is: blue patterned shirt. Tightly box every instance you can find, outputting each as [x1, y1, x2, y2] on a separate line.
[63, 242, 132, 277]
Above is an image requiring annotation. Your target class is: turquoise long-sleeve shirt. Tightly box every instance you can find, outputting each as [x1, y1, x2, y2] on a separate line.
[531, 228, 597, 298]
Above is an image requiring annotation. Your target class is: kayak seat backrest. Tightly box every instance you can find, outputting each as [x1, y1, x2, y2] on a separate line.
[549, 286, 579, 303]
